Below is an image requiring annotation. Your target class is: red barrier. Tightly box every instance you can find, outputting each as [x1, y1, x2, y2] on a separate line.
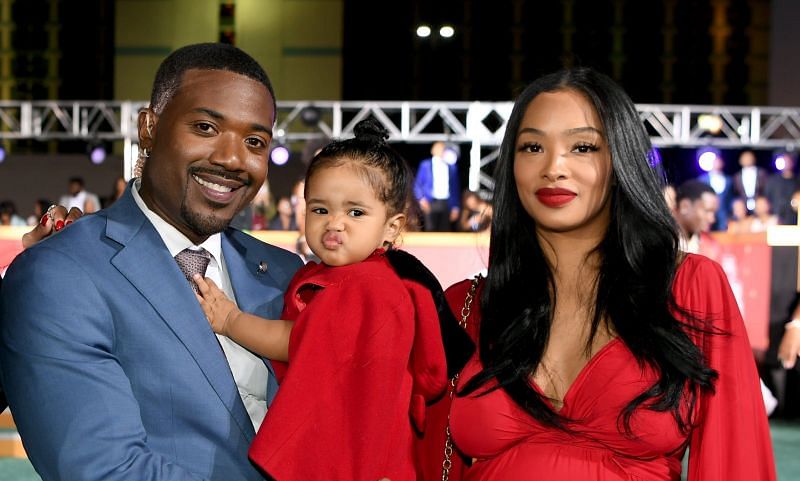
[0, 227, 25, 276]
[700, 233, 772, 351]
[0, 227, 770, 350]
[247, 230, 491, 290]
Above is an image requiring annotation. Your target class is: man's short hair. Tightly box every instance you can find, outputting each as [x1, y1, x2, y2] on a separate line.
[149, 43, 276, 116]
[676, 179, 715, 203]
[68, 176, 85, 187]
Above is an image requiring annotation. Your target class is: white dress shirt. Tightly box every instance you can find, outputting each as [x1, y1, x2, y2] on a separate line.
[431, 155, 450, 200]
[708, 171, 727, 195]
[679, 232, 700, 254]
[131, 179, 269, 430]
[62, 191, 87, 211]
[741, 166, 757, 199]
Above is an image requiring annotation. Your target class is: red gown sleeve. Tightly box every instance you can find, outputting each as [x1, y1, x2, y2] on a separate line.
[678, 255, 776, 481]
[249, 270, 440, 481]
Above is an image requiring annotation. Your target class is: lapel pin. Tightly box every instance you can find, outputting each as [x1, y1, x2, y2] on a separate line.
[257, 261, 268, 273]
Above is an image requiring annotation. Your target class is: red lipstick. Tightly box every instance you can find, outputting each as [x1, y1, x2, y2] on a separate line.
[535, 187, 577, 207]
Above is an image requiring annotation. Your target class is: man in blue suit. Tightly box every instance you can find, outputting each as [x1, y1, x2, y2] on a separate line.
[696, 154, 733, 231]
[413, 141, 460, 231]
[0, 44, 303, 481]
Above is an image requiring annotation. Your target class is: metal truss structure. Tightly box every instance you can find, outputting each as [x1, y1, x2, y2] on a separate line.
[2, 100, 800, 191]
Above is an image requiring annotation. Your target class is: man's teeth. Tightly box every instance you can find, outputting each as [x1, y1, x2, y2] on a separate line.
[193, 175, 233, 193]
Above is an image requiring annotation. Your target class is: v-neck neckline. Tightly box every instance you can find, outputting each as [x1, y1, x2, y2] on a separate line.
[531, 336, 621, 413]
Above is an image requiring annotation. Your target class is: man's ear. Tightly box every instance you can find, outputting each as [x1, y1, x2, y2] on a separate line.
[384, 213, 407, 245]
[137, 108, 157, 149]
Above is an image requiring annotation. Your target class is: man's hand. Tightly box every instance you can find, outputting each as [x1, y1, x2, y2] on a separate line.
[419, 199, 431, 214]
[449, 207, 460, 222]
[21, 205, 83, 249]
[779, 321, 800, 369]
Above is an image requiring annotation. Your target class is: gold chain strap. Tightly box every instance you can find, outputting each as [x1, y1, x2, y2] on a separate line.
[441, 275, 480, 481]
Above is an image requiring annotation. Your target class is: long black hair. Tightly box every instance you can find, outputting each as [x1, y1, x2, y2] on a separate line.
[459, 68, 718, 434]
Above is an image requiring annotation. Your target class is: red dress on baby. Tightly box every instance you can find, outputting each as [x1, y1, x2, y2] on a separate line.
[249, 250, 447, 481]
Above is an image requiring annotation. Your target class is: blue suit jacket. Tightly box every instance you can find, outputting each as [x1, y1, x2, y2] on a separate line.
[0, 187, 303, 481]
[413, 158, 460, 211]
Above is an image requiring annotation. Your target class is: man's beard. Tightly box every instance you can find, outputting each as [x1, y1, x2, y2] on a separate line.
[180, 200, 238, 237]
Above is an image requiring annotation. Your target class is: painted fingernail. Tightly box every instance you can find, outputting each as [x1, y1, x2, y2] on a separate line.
[65, 220, 73, 226]
[40, 214, 49, 226]
[55, 220, 65, 231]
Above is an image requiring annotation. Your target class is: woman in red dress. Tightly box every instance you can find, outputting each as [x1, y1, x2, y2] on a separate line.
[418, 68, 776, 481]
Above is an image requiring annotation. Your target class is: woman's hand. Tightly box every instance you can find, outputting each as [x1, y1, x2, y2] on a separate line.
[21, 205, 83, 249]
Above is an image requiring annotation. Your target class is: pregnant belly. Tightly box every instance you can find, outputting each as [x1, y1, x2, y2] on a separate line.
[462, 444, 650, 481]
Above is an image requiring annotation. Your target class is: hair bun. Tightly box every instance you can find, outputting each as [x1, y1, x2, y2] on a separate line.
[353, 118, 389, 144]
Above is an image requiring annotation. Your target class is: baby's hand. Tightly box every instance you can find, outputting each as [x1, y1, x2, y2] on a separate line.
[193, 274, 240, 337]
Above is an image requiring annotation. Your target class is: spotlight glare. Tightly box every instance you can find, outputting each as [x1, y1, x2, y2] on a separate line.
[90, 145, 106, 164]
[416, 25, 431, 38]
[270, 146, 289, 166]
[443, 146, 459, 165]
[698, 114, 723, 134]
[775, 154, 787, 171]
[439, 25, 455, 38]
[697, 150, 718, 172]
[0, 147, 6, 163]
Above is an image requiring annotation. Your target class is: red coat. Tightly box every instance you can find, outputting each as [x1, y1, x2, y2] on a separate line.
[249, 250, 447, 481]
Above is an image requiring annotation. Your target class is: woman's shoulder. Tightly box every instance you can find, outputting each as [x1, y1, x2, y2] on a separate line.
[445, 275, 484, 340]
[675, 252, 726, 284]
[673, 253, 732, 304]
[445, 276, 483, 305]
[673, 253, 742, 335]
[445, 278, 476, 297]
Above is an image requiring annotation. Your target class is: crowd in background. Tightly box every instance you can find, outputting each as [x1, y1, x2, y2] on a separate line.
[0, 175, 127, 228]
[691, 149, 800, 233]
[1, 140, 495, 244]
[4, 146, 795, 239]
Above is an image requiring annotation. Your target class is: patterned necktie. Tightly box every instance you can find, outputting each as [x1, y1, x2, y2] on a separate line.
[174, 248, 212, 294]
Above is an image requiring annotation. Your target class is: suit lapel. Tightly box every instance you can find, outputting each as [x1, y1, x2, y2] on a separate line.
[223, 230, 288, 404]
[223, 230, 288, 320]
[104, 191, 255, 441]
